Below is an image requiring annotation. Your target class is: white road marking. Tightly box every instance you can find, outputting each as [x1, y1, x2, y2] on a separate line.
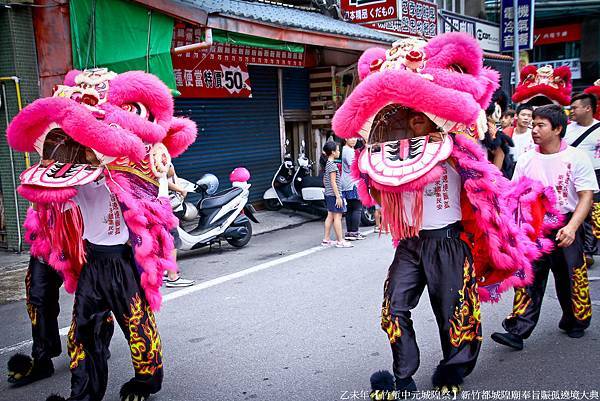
[1, 234, 365, 356]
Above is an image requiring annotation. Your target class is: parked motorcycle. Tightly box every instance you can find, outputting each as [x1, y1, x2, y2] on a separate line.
[263, 140, 375, 226]
[171, 167, 258, 250]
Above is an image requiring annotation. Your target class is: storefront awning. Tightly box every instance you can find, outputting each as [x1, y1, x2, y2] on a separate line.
[171, 0, 396, 51]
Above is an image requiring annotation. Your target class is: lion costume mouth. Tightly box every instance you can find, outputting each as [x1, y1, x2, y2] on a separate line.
[358, 104, 455, 187]
[20, 124, 116, 189]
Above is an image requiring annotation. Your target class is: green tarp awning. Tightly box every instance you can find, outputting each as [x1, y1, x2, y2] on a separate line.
[70, 0, 177, 89]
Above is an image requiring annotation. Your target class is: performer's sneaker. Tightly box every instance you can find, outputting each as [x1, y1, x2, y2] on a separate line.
[491, 331, 523, 350]
[566, 329, 585, 338]
[165, 276, 195, 288]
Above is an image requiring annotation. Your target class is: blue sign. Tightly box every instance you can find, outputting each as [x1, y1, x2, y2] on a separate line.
[500, 0, 534, 52]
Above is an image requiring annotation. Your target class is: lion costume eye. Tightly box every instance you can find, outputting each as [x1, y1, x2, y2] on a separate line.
[448, 64, 466, 74]
[121, 102, 155, 121]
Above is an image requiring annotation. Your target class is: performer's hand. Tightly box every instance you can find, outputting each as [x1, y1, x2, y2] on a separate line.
[487, 120, 498, 139]
[556, 226, 576, 248]
[335, 196, 343, 208]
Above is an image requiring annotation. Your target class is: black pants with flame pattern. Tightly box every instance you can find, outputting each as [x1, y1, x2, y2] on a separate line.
[503, 223, 592, 338]
[381, 229, 481, 384]
[68, 243, 162, 401]
[26, 256, 63, 362]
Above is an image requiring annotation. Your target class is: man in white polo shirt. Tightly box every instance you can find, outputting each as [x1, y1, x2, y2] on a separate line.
[492, 105, 596, 350]
[565, 93, 600, 265]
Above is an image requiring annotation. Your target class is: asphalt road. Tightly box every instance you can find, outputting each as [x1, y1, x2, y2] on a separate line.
[0, 220, 598, 401]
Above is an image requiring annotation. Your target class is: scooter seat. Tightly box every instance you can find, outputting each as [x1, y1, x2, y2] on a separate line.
[199, 187, 242, 210]
[301, 175, 324, 188]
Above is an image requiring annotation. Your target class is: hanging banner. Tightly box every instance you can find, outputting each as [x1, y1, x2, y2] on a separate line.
[171, 23, 305, 98]
[500, 0, 534, 52]
[362, 0, 437, 39]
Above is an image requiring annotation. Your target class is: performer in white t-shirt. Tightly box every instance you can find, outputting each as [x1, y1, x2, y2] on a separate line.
[508, 104, 535, 168]
[564, 93, 600, 264]
[492, 105, 596, 351]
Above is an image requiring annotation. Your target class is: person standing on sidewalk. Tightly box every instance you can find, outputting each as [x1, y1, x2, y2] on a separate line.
[322, 141, 353, 248]
[161, 163, 194, 288]
[492, 105, 596, 350]
[564, 93, 600, 267]
[341, 138, 365, 241]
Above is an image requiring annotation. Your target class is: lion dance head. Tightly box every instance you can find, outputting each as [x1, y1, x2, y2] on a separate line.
[512, 64, 572, 106]
[7, 68, 196, 309]
[332, 32, 562, 302]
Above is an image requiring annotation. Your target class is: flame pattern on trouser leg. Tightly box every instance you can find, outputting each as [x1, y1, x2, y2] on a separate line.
[448, 258, 482, 348]
[503, 220, 591, 338]
[126, 293, 163, 376]
[591, 202, 600, 239]
[571, 260, 592, 321]
[383, 234, 480, 382]
[508, 287, 532, 319]
[69, 243, 162, 401]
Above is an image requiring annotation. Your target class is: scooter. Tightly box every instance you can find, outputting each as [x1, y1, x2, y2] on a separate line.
[263, 140, 327, 214]
[171, 168, 259, 250]
[263, 140, 375, 225]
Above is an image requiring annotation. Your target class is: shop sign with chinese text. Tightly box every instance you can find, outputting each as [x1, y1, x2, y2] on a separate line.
[439, 10, 499, 52]
[534, 24, 581, 46]
[340, 0, 400, 24]
[363, 0, 437, 39]
[500, 0, 534, 51]
[172, 24, 305, 98]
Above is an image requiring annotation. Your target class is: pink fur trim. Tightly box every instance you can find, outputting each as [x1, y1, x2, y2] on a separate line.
[63, 70, 81, 86]
[18, 185, 77, 204]
[105, 171, 178, 311]
[164, 117, 197, 158]
[350, 156, 377, 206]
[358, 47, 387, 80]
[108, 71, 174, 127]
[230, 167, 250, 183]
[452, 133, 560, 302]
[333, 32, 498, 140]
[7, 97, 146, 162]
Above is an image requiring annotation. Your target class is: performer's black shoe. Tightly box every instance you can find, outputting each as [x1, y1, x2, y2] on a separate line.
[45, 395, 66, 401]
[566, 329, 585, 338]
[432, 365, 463, 397]
[7, 353, 54, 387]
[120, 379, 153, 401]
[491, 331, 523, 350]
[369, 370, 416, 400]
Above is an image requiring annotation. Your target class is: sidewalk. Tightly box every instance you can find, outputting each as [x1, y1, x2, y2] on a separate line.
[0, 208, 320, 304]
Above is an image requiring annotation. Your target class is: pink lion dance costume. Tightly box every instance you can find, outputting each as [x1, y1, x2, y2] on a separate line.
[6, 68, 196, 401]
[331, 33, 560, 397]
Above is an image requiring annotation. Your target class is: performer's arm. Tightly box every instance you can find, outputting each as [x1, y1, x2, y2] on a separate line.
[492, 147, 504, 170]
[330, 171, 343, 208]
[167, 181, 187, 197]
[556, 190, 593, 248]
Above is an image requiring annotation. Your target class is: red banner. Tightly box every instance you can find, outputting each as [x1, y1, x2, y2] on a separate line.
[340, 0, 399, 24]
[171, 23, 305, 98]
[534, 24, 581, 46]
